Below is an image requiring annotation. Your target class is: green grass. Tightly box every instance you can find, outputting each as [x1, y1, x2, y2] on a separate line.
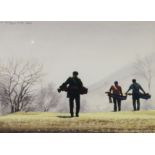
[0, 110, 155, 132]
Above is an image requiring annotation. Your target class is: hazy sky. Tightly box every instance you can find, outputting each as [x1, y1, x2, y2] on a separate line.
[0, 22, 155, 87]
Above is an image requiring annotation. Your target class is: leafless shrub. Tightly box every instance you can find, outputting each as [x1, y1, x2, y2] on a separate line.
[0, 59, 43, 113]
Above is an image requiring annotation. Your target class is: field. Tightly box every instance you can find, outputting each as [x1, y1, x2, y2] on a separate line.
[0, 110, 155, 132]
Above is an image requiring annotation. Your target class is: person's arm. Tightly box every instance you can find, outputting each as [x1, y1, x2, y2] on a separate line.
[79, 79, 83, 87]
[139, 85, 146, 94]
[126, 85, 132, 94]
[63, 78, 70, 86]
[120, 87, 123, 96]
[58, 78, 70, 92]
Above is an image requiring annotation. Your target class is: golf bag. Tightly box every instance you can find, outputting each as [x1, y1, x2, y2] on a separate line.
[127, 93, 151, 100]
[58, 84, 88, 95]
[105, 92, 127, 103]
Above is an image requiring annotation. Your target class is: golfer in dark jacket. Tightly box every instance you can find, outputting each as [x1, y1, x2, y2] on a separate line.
[126, 79, 146, 111]
[58, 71, 83, 117]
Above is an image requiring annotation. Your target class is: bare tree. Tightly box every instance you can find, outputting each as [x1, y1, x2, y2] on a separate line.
[134, 54, 154, 92]
[0, 59, 43, 113]
[36, 83, 62, 112]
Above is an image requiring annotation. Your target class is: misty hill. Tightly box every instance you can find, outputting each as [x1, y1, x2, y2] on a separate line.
[51, 54, 155, 113]
[83, 56, 155, 112]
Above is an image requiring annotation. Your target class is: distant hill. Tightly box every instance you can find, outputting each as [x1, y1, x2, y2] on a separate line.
[83, 57, 155, 112]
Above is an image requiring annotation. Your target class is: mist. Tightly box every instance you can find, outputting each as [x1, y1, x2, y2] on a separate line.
[0, 21, 155, 114]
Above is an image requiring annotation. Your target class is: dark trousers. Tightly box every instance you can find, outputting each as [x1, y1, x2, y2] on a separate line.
[113, 98, 121, 112]
[133, 99, 140, 111]
[69, 96, 80, 115]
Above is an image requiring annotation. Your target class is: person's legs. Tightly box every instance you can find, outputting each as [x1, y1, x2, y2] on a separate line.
[117, 99, 121, 111]
[113, 98, 117, 112]
[132, 98, 136, 111]
[137, 99, 140, 111]
[75, 95, 80, 117]
[69, 97, 74, 117]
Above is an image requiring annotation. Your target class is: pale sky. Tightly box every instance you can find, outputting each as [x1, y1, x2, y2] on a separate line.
[0, 22, 155, 87]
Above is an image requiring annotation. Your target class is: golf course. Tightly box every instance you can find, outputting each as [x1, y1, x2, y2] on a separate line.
[0, 110, 155, 133]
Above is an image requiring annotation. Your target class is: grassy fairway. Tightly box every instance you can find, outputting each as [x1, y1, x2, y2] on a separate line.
[0, 110, 155, 132]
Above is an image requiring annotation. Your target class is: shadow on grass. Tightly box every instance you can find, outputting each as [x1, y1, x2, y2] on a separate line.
[57, 116, 72, 118]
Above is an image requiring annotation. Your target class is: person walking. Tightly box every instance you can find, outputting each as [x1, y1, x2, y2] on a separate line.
[126, 79, 146, 111]
[58, 71, 86, 117]
[109, 81, 123, 112]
